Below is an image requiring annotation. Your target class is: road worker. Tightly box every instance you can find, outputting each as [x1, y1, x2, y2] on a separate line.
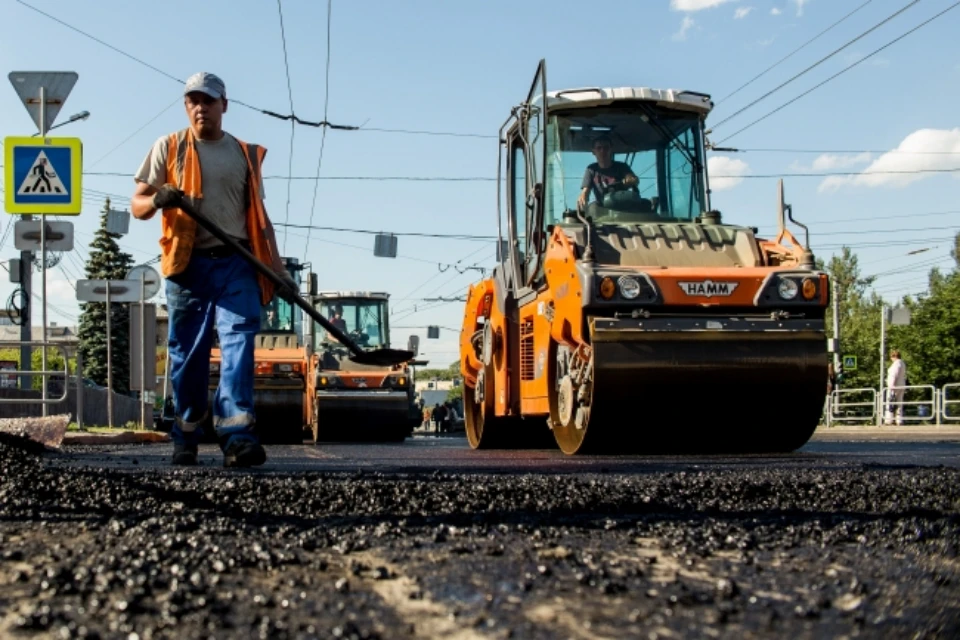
[131, 71, 296, 467]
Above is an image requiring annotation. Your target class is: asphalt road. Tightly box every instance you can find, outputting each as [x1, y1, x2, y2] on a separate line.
[50, 430, 960, 473]
[1, 431, 958, 639]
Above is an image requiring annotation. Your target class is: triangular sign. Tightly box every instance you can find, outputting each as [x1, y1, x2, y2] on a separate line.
[8, 71, 78, 134]
[16, 150, 68, 196]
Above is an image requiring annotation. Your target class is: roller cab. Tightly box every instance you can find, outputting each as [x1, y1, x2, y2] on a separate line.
[308, 292, 419, 442]
[460, 59, 830, 454]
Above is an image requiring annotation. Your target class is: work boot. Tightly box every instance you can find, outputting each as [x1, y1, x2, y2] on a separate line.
[223, 437, 267, 468]
[171, 442, 198, 466]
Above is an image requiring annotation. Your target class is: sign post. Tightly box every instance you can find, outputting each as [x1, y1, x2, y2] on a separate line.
[126, 265, 160, 429]
[77, 279, 143, 429]
[6, 70, 81, 407]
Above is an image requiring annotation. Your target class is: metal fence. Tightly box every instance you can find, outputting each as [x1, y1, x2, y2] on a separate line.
[824, 382, 960, 427]
[828, 387, 878, 425]
[942, 383, 960, 422]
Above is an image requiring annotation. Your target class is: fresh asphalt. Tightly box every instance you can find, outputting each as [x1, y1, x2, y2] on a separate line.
[1, 428, 957, 638]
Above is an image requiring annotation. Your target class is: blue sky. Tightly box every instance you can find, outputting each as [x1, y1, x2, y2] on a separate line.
[1, 0, 958, 367]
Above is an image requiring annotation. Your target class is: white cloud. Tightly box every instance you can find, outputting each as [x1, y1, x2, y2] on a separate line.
[757, 36, 776, 47]
[791, 0, 808, 16]
[771, 7, 782, 15]
[790, 152, 873, 172]
[673, 15, 696, 41]
[671, 0, 739, 10]
[818, 128, 960, 192]
[708, 156, 750, 190]
[734, 6, 753, 19]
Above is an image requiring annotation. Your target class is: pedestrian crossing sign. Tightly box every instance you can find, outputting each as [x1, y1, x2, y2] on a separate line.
[842, 355, 857, 371]
[4, 136, 82, 214]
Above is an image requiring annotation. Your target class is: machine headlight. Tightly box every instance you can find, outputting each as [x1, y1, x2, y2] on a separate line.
[618, 276, 641, 300]
[318, 375, 340, 387]
[778, 278, 799, 300]
[801, 277, 817, 300]
[599, 277, 616, 299]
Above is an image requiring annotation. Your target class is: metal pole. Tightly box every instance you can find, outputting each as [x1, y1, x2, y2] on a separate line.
[879, 305, 886, 426]
[106, 281, 113, 429]
[76, 349, 83, 430]
[832, 284, 841, 377]
[140, 273, 145, 430]
[39, 86, 48, 416]
[162, 344, 170, 410]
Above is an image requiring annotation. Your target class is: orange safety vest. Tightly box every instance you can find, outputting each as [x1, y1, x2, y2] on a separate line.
[159, 127, 276, 305]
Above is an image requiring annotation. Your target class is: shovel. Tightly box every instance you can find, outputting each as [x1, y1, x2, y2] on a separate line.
[173, 196, 414, 367]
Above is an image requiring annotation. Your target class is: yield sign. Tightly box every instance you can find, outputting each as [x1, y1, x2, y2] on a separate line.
[8, 71, 78, 133]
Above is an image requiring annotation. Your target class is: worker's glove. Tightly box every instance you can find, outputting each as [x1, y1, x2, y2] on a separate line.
[153, 185, 184, 209]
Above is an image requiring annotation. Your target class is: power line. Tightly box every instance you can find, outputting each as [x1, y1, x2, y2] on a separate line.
[304, 0, 334, 263]
[276, 0, 296, 253]
[711, 0, 922, 128]
[89, 97, 181, 168]
[356, 127, 496, 139]
[275, 222, 495, 241]
[724, 147, 960, 155]
[715, 0, 960, 144]
[715, 0, 877, 106]
[756, 209, 960, 228]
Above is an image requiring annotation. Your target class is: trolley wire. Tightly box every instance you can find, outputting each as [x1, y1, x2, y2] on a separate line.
[304, 0, 334, 263]
[714, 0, 960, 144]
[715, 0, 877, 106]
[711, 0, 922, 128]
[276, 0, 297, 253]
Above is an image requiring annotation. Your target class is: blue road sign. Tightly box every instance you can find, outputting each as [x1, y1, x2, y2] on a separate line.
[4, 136, 82, 214]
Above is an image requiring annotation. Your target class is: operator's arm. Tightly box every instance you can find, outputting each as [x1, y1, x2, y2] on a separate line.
[131, 181, 159, 220]
[131, 137, 171, 220]
[622, 162, 639, 186]
[578, 167, 594, 208]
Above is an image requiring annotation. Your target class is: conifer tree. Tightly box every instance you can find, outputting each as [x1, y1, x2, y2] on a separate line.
[77, 199, 135, 394]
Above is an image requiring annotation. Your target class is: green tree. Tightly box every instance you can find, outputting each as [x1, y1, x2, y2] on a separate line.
[77, 199, 135, 394]
[822, 247, 884, 389]
[888, 233, 960, 387]
[416, 359, 461, 382]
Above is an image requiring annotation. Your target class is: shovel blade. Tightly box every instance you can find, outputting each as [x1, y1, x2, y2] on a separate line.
[348, 349, 415, 367]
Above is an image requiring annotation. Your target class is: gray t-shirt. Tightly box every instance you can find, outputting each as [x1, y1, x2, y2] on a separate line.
[134, 132, 264, 249]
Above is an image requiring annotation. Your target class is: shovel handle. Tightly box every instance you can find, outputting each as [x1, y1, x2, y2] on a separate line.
[173, 196, 369, 359]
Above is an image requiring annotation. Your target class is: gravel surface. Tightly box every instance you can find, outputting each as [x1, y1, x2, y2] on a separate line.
[1, 433, 959, 639]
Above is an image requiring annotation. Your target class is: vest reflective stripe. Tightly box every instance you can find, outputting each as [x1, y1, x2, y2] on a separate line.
[159, 128, 276, 305]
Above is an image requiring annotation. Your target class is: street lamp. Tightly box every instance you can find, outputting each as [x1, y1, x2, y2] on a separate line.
[31, 110, 89, 136]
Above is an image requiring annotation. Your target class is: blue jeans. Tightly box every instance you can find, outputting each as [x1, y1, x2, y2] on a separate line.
[165, 253, 261, 449]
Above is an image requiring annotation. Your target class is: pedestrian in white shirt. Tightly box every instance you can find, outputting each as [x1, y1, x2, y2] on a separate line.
[884, 350, 907, 425]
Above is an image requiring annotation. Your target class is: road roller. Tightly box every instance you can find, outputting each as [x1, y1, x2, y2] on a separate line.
[458, 59, 830, 454]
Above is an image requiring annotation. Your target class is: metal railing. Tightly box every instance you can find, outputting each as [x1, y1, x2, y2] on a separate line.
[879, 384, 939, 426]
[0, 341, 70, 406]
[830, 387, 878, 423]
[941, 383, 960, 422]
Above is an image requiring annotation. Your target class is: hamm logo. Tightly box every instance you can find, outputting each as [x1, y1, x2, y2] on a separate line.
[679, 280, 739, 297]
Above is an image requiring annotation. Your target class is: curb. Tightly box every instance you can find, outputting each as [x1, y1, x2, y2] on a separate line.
[64, 431, 171, 445]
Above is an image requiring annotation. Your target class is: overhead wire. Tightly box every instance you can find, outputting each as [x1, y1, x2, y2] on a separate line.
[710, 0, 922, 128]
[722, 147, 960, 155]
[275, 221, 495, 241]
[89, 97, 181, 168]
[304, 0, 333, 263]
[715, 0, 877, 106]
[276, 0, 297, 253]
[715, 0, 960, 144]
